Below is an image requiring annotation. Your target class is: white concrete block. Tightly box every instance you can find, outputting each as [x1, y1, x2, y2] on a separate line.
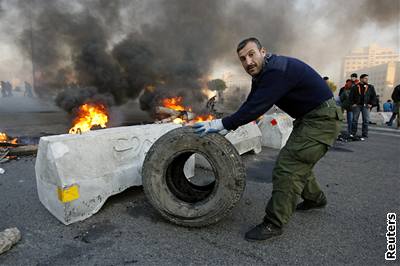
[35, 123, 181, 225]
[369, 112, 383, 125]
[380, 112, 392, 123]
[183, 155, 195, 178]
[369, 112, 392, 126]
[258, 113, 293, 149]
[225, 122, 262, 155]
[191, 122, 263, 171]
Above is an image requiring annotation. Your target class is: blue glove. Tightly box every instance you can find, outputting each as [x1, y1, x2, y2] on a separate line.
[192, 119, 227, 137]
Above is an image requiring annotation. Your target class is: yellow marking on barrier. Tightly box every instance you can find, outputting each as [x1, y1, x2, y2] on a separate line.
[57, 185, 80, 203]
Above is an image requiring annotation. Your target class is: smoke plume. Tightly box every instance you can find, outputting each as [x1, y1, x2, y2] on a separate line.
[0, 0, 397, 113]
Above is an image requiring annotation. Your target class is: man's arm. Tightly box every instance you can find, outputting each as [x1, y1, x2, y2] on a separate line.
[338, 87, 344, 97]
[339, 87, 346, 103]
[222, 69, 290, 130]
[349, 85, 356, 106]
[392, 85, 400, 102]
[369, 85, 377, 106]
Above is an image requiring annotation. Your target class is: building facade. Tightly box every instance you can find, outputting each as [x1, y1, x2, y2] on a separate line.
[341, 44, 400, 83]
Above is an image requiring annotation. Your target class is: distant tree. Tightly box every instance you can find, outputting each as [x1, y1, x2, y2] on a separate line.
[207, 79, 227, 103]
[327, 81, 337, 93]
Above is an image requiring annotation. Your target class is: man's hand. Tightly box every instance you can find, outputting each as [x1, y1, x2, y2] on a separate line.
[192, 119, 227, 137]
[367, 104, 372, 108]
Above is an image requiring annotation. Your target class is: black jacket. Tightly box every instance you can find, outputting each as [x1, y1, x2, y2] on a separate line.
[349, 82, 377, 106]
[339, 86, 352, 110]
[392, 84, 400, 103]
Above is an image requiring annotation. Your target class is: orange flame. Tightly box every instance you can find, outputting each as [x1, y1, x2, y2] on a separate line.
[0, 132, 17, 144]
[192, 114, 215, 123]
[69, 103, 109, 134]
[162, 97, 186, 111]
[0, 133, 7, 142]
[173, 118, 184, 124]
[161, 97, 214, 124]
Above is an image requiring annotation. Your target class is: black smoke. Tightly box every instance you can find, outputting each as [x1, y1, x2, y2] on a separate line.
[9, 0, 399, 113]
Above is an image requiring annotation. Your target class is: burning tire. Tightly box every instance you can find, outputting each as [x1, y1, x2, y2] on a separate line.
[142, 127, 246, 227]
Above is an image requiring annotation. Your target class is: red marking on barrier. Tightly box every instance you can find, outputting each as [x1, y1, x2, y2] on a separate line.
[270, 119, 278, 126]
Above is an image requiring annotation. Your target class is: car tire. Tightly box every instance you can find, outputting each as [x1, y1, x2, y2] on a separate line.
[142, 127, 246, 227]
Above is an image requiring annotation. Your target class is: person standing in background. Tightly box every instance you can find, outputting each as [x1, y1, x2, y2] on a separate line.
[349, 74, 377, 139]
[339, 79, 354, 138]
[383, 99, 393, 112]
[386, 84, 400, 128]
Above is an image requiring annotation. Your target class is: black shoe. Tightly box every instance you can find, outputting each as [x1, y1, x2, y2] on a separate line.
[350, 134, 358, 141]
[362, 135, 368, 138]
[337, 134, 346, 142]
[245, 221, 283, 241]
[352, 135, 364, 141]
[296, 196, 327, 211]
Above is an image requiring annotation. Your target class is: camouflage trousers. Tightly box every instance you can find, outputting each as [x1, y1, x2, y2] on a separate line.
[265, 98, 343, 227]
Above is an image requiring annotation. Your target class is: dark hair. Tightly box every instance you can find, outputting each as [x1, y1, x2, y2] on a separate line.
[350, 73, 357, 78]
[360, 74, 368, 79]
[323, 76, 329, 80]
[237, 37, 262, 53]
[346, 79, 351, 82]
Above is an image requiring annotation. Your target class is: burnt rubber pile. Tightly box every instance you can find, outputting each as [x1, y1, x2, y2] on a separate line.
[142, 127, 246, 227]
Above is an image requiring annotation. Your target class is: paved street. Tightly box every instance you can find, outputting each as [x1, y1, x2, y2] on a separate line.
[0, 105, 399, 265]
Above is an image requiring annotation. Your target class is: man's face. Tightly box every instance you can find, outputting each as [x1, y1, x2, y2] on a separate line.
[351, 77, 356, 81]
[237, 41, 266, 76]
[361, 77, 368, 83]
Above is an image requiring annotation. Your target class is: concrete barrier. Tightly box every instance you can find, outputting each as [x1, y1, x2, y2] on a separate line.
[225, 121, 262, 155]
[35, 121, 263, 225]
[369, 112, 392, 126]
[378, 112, 392, 124]
[347, 111, 392, 126]
[258, 113, 293, 149]
[35, 123, 181, 225]
[190, 122, 262, 171]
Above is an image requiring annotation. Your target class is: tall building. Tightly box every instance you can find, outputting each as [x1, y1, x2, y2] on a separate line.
[341, 44, 400, 83]
[351, 61, 400, 103]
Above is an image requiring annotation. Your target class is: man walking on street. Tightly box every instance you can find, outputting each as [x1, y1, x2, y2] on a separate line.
[193, 37, 342, 241]
[349, 74, 377, 139]
[386, 84, 400, 128]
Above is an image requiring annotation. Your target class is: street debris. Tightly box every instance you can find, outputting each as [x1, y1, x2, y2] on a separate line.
[0, 148, 10, 163]
[0, 228, 21, 255]
[0, 168, 4, 174]
[154, 97, 215, 125]
[0, 133, 38, 162]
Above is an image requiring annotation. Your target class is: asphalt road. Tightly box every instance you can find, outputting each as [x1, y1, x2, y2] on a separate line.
[0, 100, 399, 265]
